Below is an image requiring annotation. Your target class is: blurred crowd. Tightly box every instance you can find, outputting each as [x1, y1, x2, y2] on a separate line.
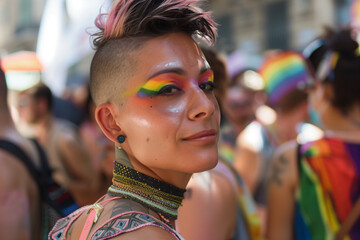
[1, 3, 360, 240]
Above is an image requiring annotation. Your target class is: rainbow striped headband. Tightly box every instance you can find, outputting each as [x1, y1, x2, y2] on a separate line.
[1, 51, 43, 91]
[258, 51, 309, 106]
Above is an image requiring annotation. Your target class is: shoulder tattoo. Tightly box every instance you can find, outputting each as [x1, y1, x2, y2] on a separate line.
[269, 154, 288, 187]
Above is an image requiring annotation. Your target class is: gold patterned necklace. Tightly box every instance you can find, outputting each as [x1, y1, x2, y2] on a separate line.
[108, 161, 186, 222]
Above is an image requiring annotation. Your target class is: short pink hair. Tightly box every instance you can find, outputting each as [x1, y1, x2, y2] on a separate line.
[92, 0, 217, 48]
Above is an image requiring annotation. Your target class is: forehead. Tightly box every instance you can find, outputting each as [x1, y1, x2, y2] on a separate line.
[131, 33, 206, 80]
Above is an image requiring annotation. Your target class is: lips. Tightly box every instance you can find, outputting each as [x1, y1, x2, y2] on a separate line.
[183, 129, 217, 141]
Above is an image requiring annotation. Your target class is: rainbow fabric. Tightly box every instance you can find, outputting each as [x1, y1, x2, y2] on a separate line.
[295, 138, 360, 240]
[258, 51, 309, 106]
[0, 51, 43, 91]
[218, 126, 262, 240]
[1, 51, 42, 72]
[218, 141, 235, 164]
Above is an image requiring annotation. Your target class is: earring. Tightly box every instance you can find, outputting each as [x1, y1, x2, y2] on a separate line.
[117, 135, 125, 143]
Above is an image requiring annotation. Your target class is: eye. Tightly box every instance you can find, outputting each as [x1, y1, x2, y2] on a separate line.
[157, 85, 181, 96]
[199, 81, 215, 92]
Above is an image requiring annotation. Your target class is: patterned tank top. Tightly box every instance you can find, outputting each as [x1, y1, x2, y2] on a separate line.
[49, 197, 184, 240]
[295, 137, 360, 240]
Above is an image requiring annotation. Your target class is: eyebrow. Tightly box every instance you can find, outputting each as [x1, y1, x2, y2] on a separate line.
[147, 67, 211, 80]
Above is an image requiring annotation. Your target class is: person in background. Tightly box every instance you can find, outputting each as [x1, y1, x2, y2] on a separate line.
[266, 28, 360, 240]
[219, 68, 264, 164]
[49, 0, 220, 239]
[176, 47, 261, 240]
[234, 50, 312, 231]
[0, 66, 42, 239]
[16, 83, 100, 206]
[79, 86, 114, 192]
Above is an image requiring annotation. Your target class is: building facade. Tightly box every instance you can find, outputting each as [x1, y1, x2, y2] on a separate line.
[208, 0, 353, 54]
[0, 0, 354, 58]
[0, 0, 45, 55]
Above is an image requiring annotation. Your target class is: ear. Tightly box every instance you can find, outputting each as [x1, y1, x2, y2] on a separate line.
[95, 103, 122, 144]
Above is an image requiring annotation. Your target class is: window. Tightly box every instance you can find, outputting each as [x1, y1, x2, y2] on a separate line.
[264, 1, 289, 50]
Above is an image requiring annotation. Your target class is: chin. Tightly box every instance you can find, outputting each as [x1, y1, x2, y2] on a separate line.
[191, 153, 219, 173]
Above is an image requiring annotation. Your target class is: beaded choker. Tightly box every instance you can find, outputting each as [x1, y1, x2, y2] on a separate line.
[108, 161, 186, 220]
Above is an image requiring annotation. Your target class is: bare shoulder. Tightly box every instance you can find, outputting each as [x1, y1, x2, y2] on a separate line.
[236, 121, 264, 152]
[267, 140, 299, 190]
[211, 166, 237, 198]
[209, 169, 237, 221]
[0, 146, 38, 193]
[184, 170, 235, 204]
[0, 136, 40, 193]
[0, 153, 33, 228]
[0, 152, 29, 189]
[177, 169, 236, 239]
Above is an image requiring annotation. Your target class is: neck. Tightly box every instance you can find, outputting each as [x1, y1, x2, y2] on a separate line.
[115, 147, 191, 189]
[270, 113, 300, 144]
[108, 162, 186, 223]
[322, 105, 360, 135]
[342, 104, 360, 128]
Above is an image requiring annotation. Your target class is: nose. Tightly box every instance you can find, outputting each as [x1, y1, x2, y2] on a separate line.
[187, 87, 217, 121]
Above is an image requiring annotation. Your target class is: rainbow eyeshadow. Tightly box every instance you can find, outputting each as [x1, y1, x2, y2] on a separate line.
[199, 69, 214, 84]
[125, 69, 214, 98]
[136, 74, 184, 98]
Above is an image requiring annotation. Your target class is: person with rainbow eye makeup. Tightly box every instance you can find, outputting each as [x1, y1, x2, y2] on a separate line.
[176, 47, 262, 240]
[49, 0, 219, 239]
[266, 28, 360, 240]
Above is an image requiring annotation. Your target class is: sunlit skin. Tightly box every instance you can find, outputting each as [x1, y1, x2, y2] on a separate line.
[96, 33, 221, 190]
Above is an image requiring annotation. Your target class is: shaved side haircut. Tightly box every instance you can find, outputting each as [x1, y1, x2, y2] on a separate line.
[90, 0, 217, 105]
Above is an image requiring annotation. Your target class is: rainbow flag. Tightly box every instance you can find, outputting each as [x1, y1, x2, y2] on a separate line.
[258, 51, 309, 106]
[1, 51, 42, 91]
[295, 138, 360, 239]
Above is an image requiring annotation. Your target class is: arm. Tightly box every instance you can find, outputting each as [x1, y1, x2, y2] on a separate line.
[233, 133, 261, 195]
[57, 130, 101, 205]
[0, 157, 31, 240]
[176, 171, 237, 240]
[266, 141, 298, 240]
